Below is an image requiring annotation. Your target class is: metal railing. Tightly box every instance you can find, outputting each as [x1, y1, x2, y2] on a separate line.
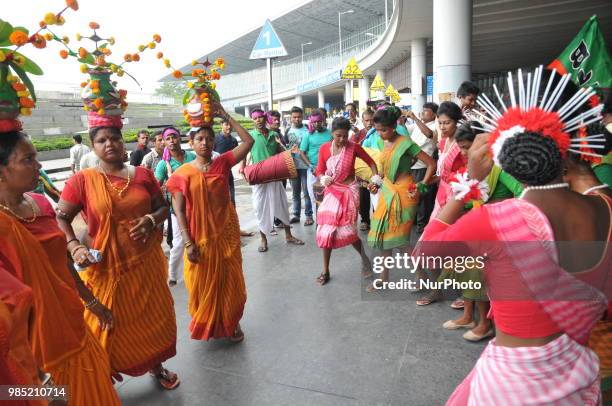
[217, 16, 389, 102]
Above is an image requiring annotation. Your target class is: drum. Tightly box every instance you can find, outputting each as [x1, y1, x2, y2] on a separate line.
[244, 150, 298, 185]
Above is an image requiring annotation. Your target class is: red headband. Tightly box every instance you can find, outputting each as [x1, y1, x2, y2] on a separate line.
[87, 112, 123, 129]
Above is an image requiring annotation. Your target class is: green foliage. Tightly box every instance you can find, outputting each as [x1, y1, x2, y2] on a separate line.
[0, 19, 14, 43]
[30, 115, 255, 152]
[154, 81, 188, 102]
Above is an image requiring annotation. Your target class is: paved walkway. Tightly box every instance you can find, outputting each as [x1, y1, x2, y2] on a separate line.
[113, 185, 486, 406]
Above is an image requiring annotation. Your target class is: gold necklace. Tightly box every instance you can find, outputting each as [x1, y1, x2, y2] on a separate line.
[194, 159, 212, 172]
[99, 165, 131, 197]
[0, 195, 37, 223]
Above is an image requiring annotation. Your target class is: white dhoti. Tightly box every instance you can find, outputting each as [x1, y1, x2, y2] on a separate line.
[306, 170, 317, 220]
[252, 181, 291, 236]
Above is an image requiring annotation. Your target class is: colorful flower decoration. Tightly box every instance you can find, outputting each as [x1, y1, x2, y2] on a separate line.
[0, 1, 78, 133]
[575, 126, 602, 165]
[449, 168, 489, 207]
[474, 67, 605, 165]
[159, 54, 225, 128]
[47, 22, 160, 127]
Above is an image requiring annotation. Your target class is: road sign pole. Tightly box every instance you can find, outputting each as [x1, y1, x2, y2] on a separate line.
[250, 19, 287, 110]
[266, 58, 273, 110]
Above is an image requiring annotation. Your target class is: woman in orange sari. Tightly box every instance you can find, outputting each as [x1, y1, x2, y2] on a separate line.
[167, 103, 252, 341]
[0, 131, 120, 405]
[56, 124, 179, 389]
[0, 265, 46, 406]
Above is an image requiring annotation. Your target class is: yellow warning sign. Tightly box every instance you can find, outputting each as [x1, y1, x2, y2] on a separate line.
[370, 74, 385, 91]
[391, 91, 401, 103]
[385, 84, 397, 97]
[341, 57, 363, 80]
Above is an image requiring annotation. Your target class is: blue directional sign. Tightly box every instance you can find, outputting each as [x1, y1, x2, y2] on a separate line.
[426, 75, 434, 96]
[249, 19, 288, 60]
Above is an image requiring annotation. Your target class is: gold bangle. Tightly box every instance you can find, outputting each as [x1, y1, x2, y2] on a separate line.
[84, 297, 99, 309]
[184, 241, 193, 248]
[144, 214, 156, 228]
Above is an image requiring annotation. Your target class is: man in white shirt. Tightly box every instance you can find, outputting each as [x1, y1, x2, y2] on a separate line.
[408, 102, 438, 234]
[79, 150, 99, 170]
[345, 102, 364, 139]
[141, 131, 164, 172]
[69, 134, 90, 173]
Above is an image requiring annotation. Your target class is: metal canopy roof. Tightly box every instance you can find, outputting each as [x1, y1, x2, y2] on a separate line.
[160, 0, 387, 79]
[471, 0, 612, 74]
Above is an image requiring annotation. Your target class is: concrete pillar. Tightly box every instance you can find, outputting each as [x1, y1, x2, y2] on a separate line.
[411, 38, 427, 113]
[345, 81, 353, 104]
[244, 105, 251, 118]
[359, 76, 370, 113]
[375, 69, 386, 101]
[260, 103, 266, 111]
[317, 90, 325, 108]
[294, 94, 303, 108]
[433, 0, 472, 103]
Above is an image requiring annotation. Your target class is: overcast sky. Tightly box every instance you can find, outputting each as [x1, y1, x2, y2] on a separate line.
[3, 0, 306, 94]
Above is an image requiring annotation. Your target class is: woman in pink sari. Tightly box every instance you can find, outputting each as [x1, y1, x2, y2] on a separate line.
[418, 68, 610, 405]
[432, 102, 466, 218]
[315, 117, 379, 285]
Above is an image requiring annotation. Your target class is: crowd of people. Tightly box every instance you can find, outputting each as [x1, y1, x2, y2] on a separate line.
[2, 62, 611, 405]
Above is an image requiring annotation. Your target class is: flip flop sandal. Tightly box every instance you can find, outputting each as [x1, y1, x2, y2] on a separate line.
[258, 244, 268, 253]
[359, 222, 370, 231]
[150, 368, 180, 390]
[168, 279, 177, 287]
[416, 293, 441, 306]
[451, 298, 465, 309]
[286, 238, 304, 245]
[442, 320, 476, 330]
[240, 231, 255, 237]
[316, 273, 330, 285]
[229, 327, 244, 343]
[304, 218, 314, 226]
[463, 329, 495, 342]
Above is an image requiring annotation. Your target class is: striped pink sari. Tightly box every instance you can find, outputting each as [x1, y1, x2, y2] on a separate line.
[431, 138, 461, 218]
[447, 199, 607, 405]
[316, 142, 360, 249]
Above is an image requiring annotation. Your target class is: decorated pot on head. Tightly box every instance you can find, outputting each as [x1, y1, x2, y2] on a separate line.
[158, 54, 224, 129]
[0, 1, 79, 133]
[52, 20, 161, 128]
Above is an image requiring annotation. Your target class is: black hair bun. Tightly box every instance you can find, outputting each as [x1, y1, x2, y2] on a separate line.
[498, 132, 561, 186]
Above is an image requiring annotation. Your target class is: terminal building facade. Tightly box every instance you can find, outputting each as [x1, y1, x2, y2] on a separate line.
[162, 0, 612, 116]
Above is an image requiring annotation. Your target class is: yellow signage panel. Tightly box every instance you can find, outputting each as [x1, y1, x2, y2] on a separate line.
[385, 84, 396, 97]
[341, 57, 364, 80]
[370, 74, 385, 91]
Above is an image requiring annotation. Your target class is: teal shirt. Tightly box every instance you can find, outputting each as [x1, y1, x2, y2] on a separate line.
[362, 125, 410, 149]
[154, 150, 196, 184]
[250, 129, 279, 164]
[299, 129, 333, 167]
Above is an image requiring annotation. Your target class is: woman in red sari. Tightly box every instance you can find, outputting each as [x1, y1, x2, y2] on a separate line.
[418, 68, 610, 405]
[167, 103, 252, 341]
[314, 117, 379, 285]
[56, 124, 179, 390]
[0, 131, 120, 405]
[417, 101, 467, 307]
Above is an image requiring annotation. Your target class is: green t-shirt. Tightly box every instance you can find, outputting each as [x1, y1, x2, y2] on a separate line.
[154, 150, 196, 183]
[250, 129, 279, 164]
[299, 129, 333, 167]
